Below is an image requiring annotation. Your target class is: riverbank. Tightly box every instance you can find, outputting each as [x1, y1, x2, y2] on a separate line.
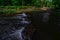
[0, 6, 49, 15]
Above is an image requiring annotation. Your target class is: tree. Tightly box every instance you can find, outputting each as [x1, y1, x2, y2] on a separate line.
[32, 0, 41, 7]
[53, 0, 60, 9]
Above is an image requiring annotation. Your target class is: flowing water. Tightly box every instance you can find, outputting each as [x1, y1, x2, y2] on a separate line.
[0, 10, 59, 40]
[0, 13, 30, 40]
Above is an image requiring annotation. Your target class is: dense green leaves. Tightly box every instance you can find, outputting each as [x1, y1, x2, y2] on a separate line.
[0, 0, 60, 8]
[53, 0, 60, 9]
[0, 0, 60, 15]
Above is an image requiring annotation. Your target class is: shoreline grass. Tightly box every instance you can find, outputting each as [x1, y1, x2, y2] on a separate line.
[0, 6, 49, 15]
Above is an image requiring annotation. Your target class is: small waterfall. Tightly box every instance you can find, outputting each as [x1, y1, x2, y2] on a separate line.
[8, 13, 30, 40]
[9, 27, 25, 40]
[0, 12, 30, 40]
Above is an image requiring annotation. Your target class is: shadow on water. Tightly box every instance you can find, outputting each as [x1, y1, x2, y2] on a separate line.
[30, 10, 56, 40]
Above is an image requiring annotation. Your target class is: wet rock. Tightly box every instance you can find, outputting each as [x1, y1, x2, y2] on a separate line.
[0, 13, 30, 40]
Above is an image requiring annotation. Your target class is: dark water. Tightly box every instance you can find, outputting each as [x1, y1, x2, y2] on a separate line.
[31, 11, 52, 40]
[0, 10, 60, 40]
[30, 10, 60, 40]
[31, 10, 60, 40]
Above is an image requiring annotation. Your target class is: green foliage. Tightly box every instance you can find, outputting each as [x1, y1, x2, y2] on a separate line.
[0, 6, 32, 15]
[0, 9, 16, 14]
[0, 0, 60, 15]
[11, 0, 20, 6]
[0, 0, 53, 7]
[53, 0, 60, 9]
[32, 0, 41, 7]
[44, 0, 53, 8]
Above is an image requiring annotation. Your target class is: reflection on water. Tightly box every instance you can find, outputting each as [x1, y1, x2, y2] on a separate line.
[42, 13, 50, 23]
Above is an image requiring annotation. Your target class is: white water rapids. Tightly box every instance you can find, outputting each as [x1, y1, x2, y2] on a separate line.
[0, 13, 30, 40]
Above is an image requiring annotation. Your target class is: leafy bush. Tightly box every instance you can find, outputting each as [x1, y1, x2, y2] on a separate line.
[0, 6, 33, 15]
[0, 8, 16, 15]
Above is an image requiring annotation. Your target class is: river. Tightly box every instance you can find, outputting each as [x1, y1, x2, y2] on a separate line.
[0, 10, 59, 40]
[0, 13, 31, 40]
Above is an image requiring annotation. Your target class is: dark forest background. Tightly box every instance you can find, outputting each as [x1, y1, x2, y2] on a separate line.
[0, 0, 59, 8]
[0, 0, 60, 14]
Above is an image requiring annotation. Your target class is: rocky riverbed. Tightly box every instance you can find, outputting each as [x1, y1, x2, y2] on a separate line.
[0, 13, 31, 40]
